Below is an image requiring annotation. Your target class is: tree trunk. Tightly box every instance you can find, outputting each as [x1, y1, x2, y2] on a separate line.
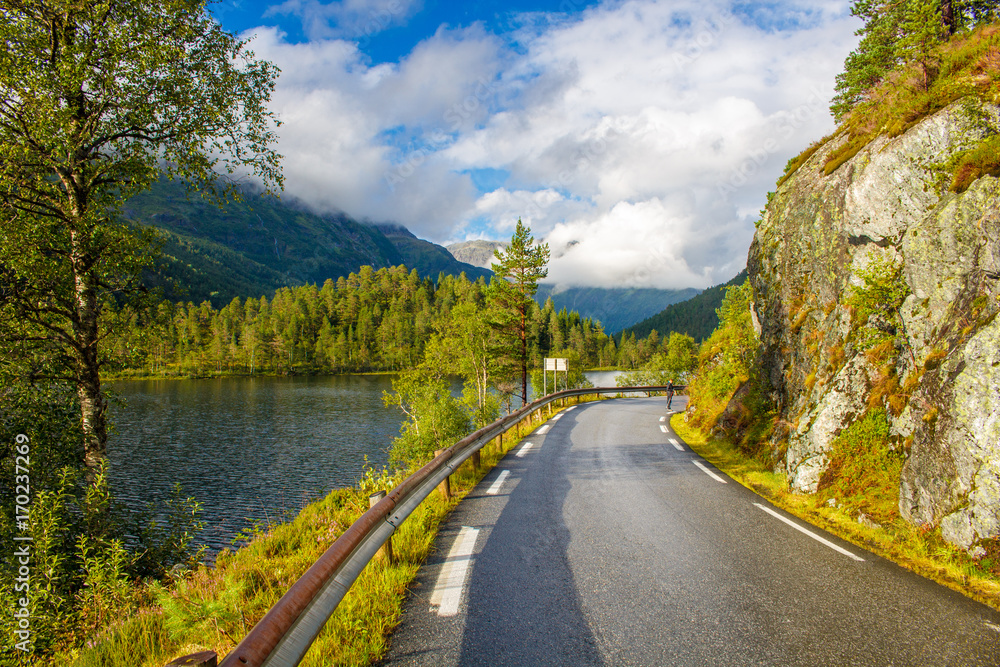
[520, 301, 528, 406]
[941, 0, 955, 35]
[73, 265, 108, 480]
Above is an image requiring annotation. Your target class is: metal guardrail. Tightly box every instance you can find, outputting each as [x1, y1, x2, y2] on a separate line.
[169, 385, 681, 667]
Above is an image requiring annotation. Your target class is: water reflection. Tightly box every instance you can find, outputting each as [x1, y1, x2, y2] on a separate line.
[108, 375, 401, 554]
[107, 371, 623, 556]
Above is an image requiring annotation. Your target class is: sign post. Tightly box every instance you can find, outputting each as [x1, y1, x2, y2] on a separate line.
[543, 357, 568, 395]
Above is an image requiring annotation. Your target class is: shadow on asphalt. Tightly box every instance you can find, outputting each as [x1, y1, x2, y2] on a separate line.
[456, 408, 605, 667]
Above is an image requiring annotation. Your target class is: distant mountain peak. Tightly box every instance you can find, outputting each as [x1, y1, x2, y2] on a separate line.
[446, 240, 506, 269]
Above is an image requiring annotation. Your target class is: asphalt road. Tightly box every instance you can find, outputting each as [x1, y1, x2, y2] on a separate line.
[380, 396, 1000, 666]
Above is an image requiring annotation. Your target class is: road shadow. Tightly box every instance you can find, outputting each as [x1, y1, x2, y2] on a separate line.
[455, 408, 605, 667]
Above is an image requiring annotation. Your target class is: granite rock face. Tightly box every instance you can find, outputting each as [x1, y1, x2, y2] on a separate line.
[749, 102, 1000, 549]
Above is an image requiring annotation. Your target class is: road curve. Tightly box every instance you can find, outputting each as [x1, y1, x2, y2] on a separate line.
[380, 397, 1000, 666]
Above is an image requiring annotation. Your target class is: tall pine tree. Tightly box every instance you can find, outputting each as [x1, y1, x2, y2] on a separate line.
[489, 219, 550, 406]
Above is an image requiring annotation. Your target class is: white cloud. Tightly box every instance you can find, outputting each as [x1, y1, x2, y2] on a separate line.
[244, 0, 860, 289]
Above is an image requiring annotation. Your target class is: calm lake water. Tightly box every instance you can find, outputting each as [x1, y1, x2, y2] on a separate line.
[108, 371, 622, 555]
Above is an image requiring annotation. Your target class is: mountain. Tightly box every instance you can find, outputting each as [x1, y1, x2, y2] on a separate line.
[123, 179, 487, 305]
[745, 100, 1000, 551]
[535, 285, 698, 335]
[377, 225, 491, 282]
[127, 180, 698, 333]
[446, 241, 699, 331]
[622, 271, 747, 341]
[447, 240, 505, 268]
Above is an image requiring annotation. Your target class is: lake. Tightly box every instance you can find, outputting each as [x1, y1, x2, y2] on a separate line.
[108, 371, 622, 555]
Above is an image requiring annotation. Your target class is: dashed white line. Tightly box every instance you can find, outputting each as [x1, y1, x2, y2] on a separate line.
[986, 621, 1000, 634]
[564, 406, 576, 412]
[516, 442, 534, 458]
[430, 526, 480, 617]
[536, 424, 551, 435]
[486, 470, 510, 495]
[659, 424, 668, 433]
[753, 503, 865, 562]
[659, 416, 666, 422]
[693, 460, 727, 484]
[668, 437, 684, 452]
[551, 413, 563, 421]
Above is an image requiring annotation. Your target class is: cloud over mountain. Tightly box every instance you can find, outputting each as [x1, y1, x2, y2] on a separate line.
[245, 0, 858, 289]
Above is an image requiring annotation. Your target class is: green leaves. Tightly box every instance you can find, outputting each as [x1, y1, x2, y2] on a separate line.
[0, 0, 282, 474]
[831, 0, 1000, 120]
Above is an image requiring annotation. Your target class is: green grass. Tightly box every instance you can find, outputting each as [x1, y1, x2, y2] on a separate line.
[671, 414, 1000, 612]
[64, 396, 597, 666]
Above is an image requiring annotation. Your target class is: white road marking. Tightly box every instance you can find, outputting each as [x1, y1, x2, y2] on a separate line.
[430, 526, 480, 617]
[659, 425, 668, 433]
[668, 438, 685, 452]
[536, 424, 551, 434]
[564, 406, 576, 412]
[754, 503, 865, 562]
[659, 416, 666, 422]
[486, 470, 510, 495]
[551, 413, 563, 421]
[516, 442, 534, 458]
[986, 621, 1000, 634]
[693, 460, 728, 484]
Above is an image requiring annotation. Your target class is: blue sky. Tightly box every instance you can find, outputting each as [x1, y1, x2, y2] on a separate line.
[211, 0, 861, 290]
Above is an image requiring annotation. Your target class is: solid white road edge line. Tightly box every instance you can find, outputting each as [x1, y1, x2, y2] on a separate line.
[430, 526, 481, 617]
[753, 502, 865, 562]
[516, 442, 534, 458]
[486, 470, 510, 495]
[693, 460, 728, 484]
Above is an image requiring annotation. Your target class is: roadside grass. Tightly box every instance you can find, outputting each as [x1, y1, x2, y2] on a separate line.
[65, 395, 598, 667]
[671, 414, 1000, 612]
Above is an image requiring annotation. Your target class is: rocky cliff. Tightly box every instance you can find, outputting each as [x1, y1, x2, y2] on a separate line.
[749, 101, 1000, 550]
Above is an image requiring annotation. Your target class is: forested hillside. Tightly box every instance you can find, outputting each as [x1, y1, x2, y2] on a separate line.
[623, 271, 747, 341]
[126, 179, 488, 306]
[109, 265, 673, 378]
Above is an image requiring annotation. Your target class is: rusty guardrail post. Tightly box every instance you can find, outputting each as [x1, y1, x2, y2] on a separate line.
[368, 491, 394, 565]
[434, 449, 452, 500]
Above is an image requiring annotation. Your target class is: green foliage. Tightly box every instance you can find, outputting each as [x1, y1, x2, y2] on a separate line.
[489, 219, 550, 403]
[623, 270, 748, 343]
[831, 0, 999, 119]
[615, 333, 698, 387]
[128, 179, 491, 308]
[0, 0, 282, 475]
[105, 265, 620, 378]
[0, 381, 207, 661]
[948, 133, 1000, 191]
[686, 281, 760, 429]
[846, 255, 911, 352]
[817, 408, 904, 524]
[383, 371, 472, 467]
[823, 21, 1000, 177]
